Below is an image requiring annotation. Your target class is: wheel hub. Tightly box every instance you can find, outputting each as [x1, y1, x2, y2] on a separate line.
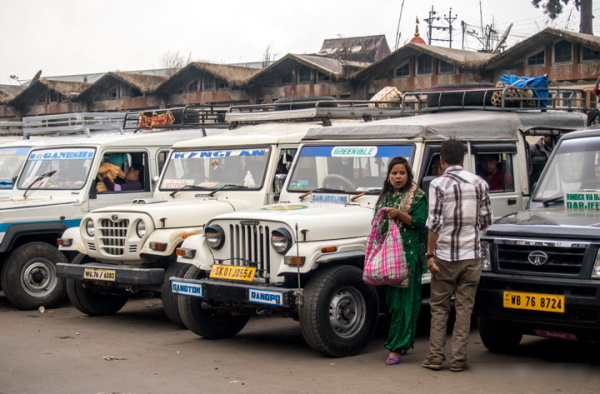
[22, 261, 57, 297]
[328, 287, 366, 338]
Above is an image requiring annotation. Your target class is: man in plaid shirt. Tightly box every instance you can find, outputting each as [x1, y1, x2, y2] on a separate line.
[422, 138, 492, 372]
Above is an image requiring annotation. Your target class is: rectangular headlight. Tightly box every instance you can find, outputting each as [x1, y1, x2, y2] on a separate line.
[592, 250, 600, 279]
[480, 241, 491, 271]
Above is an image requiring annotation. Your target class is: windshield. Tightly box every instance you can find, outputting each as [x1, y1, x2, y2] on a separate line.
[533, 136, 600, 201]
[0, 146, 30, 189]
[288, 145, 414, 193]
[17, 148, 94, 190]
[159, 147, 271, 190]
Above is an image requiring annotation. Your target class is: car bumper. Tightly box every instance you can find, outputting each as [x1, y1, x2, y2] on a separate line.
[56, 263, 165, 285]
[475, 273, 600, 341]
[170, 277, 298, 309]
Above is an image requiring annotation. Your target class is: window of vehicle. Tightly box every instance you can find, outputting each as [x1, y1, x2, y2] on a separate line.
[394, 62, 410, 77]
[554, 40, 572, 63]
[527, 50, 545, 65]
[0, 146, 31, 189]
[472, 143, 516, 193]
[533, 136, 600, 201]
[96, 151, 149, 193]
[18, 148, 95, 190]
[417, 55, 432, 75]
[159, 147, 271, 190]
[287, 145, 414, 193]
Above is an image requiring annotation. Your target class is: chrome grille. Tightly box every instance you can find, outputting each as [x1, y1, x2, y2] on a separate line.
[497, 244, 586, 275]
[99, 219, 130, 256]
[228, 223, 271, 281]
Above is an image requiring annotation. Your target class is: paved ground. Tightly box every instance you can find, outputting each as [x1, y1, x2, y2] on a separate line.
[1, 294, 599, 394]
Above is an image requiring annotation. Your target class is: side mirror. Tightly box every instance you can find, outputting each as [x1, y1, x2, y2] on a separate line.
[273, 174, 287, 193]
[152, 175, 160, 191]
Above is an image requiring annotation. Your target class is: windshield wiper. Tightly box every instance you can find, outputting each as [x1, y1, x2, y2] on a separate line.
[206, 183, 247, 197]
[169, 184, 209, 198]
[542, 195, 564, 207]
[23, 170, 56, 198]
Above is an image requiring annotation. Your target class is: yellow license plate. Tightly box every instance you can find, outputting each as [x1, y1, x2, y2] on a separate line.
[503, 291, 565, 313]
[83, 268, 116, 282]
[210, 264, 256, 281]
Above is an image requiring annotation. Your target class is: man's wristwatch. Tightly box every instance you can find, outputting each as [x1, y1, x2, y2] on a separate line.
[425, 253, 435, 260]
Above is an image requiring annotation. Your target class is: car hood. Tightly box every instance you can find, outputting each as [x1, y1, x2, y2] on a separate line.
[0, 196, 79, 212]
[90, 198, 252, 228]
[210, 203, 376, 241]
[485, 206, 600, 239]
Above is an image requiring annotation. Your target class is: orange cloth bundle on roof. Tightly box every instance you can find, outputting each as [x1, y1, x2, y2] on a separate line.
[368, 86, 403, 108]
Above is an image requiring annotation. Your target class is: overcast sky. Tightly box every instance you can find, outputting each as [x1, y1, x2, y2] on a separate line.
[1, 0, 597, 85]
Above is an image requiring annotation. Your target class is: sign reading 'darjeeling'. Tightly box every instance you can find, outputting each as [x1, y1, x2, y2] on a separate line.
[565, 192, 600, 210]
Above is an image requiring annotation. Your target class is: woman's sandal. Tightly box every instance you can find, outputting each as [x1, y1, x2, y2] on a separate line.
[385, 350, 407, 365]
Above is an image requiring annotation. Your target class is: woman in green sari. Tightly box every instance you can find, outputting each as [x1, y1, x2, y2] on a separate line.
[374, 156, 428, 365]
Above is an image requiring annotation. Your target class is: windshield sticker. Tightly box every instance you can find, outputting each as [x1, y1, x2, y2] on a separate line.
[261, 205, 308, 210]
[300, 145, 413, 158]
[172, 149, 267, 159]
[28, 149, 94, 161]
[162, 179, 194, 188]
[331, 147, 377, 157]
[310, 194, 349, 204]
[0, 147, 30, 157]
[565, 192, 600, 210]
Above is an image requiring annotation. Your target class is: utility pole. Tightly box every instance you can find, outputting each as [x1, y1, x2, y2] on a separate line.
[424, 6, 457, 48]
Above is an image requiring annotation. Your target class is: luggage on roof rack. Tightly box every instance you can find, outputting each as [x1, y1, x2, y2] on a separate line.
[127, 105, 229, 132]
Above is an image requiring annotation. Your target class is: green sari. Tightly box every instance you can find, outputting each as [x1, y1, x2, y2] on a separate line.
[374, 182, 428, 353]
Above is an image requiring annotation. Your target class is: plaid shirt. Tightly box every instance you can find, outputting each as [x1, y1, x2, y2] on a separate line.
[426, 165, 492, 261]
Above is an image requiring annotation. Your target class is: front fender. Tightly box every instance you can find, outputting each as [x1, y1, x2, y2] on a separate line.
[176, 234, 214, 271]
[140, 227, 205, 257]
[58, 227, 86, 254]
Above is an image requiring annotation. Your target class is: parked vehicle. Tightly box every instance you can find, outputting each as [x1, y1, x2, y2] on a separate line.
[0, 121, 25, 199]
[55, 99, 411, 326]
[475, 123, 600, 352]
[172, 87, 590, 357]
[0, 107, 227, 310]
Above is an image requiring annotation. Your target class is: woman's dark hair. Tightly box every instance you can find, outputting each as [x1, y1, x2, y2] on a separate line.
[440, 138, 466, 165]
[377, 156, 413, 203]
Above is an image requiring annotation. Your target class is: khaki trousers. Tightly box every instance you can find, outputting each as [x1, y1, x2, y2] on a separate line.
[427, 256, 481, 366]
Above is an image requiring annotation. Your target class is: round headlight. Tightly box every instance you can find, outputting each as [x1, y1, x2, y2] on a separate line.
[85, 219, 95, 237]
[271, 228, 292, 254]
[205, 225, 225, 249]
[136, 220, 146, 238]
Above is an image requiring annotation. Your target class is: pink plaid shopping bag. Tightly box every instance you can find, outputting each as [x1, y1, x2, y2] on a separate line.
[363, 207, 408, 285]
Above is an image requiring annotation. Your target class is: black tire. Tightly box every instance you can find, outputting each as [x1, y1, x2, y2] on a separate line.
[160, 262, 190, 328]
[478, 317, 523, 353]
[1, 242, 68, 310]
[66, 254, 128, 316]
[299, 265, 379, 357]
[426, 83, 496, 107]
[178, 265, 251, 339]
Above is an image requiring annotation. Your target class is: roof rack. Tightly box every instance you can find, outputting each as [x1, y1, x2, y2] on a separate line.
[22, 112, 128, 139]
[126, 104, 230, 133]
[227, 87, 591, 127]
[0, 121, 23, 137]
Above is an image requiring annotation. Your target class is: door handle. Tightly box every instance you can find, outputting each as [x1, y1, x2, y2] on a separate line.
[508, 198, 516, 205]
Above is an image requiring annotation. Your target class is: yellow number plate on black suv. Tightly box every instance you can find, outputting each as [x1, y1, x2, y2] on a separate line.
[503, 291, 565, 313]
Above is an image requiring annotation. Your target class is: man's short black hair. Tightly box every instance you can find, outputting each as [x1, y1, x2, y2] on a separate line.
[440, 138, 466, 165]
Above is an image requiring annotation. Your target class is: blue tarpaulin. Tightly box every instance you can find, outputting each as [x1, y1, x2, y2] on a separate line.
[499, 74, 549, 108]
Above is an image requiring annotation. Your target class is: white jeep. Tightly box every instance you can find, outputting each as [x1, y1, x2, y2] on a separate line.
[56, 99, 407, 325]
[0, 108, 225, 310]
[172, 89, 589, 357]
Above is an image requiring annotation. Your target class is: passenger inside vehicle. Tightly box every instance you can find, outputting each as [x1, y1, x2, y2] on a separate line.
[96, 153, 127, 192]
[102, 163, 143, 191]
[477, 154, 513, 191]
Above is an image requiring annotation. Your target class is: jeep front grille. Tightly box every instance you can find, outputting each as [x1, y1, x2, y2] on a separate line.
[497, 243, 587, 275]
[99, 219, 130, 256]
[227, 223, 271, 282]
